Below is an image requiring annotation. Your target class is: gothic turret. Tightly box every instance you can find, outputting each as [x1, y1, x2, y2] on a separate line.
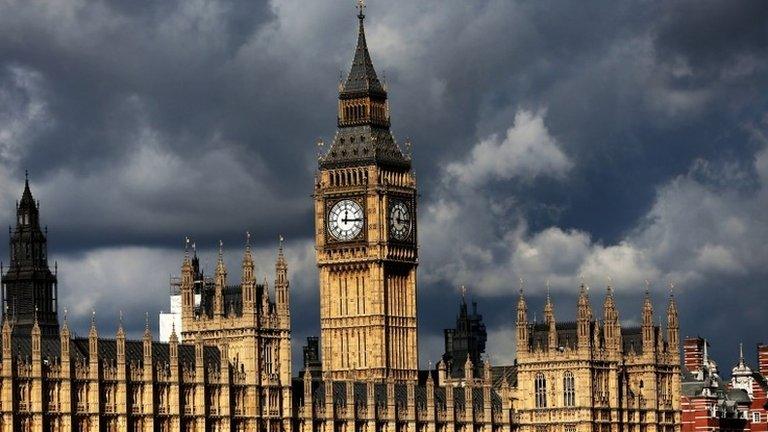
[275, 236, 290, 325]
[516, 288, 528, 352]
[577, 283, 592, 349]
[214, 241, 226, 316]
[181, 238, 195, 320]
[544, 289, 557, 350]
[2, 174, 58, 336]
[603, 285, 621, 353]
[666, 288, 679, 353]
[242, 232, 256, 314]
[442, 288, 487, 379]
[642, 289, 655, 351]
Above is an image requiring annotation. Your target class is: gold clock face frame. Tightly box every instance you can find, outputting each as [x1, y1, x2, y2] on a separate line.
[327, 198, 365, 242]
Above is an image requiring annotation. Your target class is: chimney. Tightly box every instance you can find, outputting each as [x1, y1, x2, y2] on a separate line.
[684, 337, 706, 377]
[758, 343, 768, 378]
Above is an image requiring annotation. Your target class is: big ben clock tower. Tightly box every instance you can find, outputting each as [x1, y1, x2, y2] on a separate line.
[315, 3, 418, 381]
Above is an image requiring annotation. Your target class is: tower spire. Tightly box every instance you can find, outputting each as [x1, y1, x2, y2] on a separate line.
[342, 0, 382, 97]
[320, 1, 409, 170]
[4, 174, 58, 336]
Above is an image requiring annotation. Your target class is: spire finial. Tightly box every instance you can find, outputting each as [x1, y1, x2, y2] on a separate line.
[461, 285, 467, 300]
[25, 169, 28, 183]
[219, 239, 224, 257]
[519, 277, 524, 295]
[90, 309, 96, 328]
[545, 279, 551, 301]
[279, 234, 284, 251]
[144, 311, 150, 331]
[185, 236, 190, 256]
[669, 281, 675, 298]
[63, 307, 68, 325]
[644, 279, 651, 296]
[739, 342, 744, 364]
[33, 305, 38, 325]
[246, 231, 251, 249]
[357, 0, 365, 20]
[119, 310, 124, 327]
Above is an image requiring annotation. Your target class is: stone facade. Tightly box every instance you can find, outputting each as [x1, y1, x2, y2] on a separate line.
[513, 287, 681, 432]
[314, 7, 418, 382]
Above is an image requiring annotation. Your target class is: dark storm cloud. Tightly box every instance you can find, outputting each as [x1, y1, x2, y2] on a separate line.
[0, 0, 766, 374]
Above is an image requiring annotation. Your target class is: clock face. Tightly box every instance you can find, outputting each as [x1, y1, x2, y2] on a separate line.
[328, 199, 364, 241]
[389, 200, 412, 241]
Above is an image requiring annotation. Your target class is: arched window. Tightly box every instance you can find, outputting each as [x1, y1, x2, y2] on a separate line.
[563, 371, 576, 407]
[535, 373, 547, 408]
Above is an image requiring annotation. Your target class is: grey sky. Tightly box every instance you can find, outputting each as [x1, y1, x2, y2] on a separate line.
[0, 0, 766, 374]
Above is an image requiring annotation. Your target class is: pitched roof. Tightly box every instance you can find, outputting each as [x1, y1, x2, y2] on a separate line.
[10, 334, 220, 368]
[340, 12, 386, 98]
[293, 378, 503, 412]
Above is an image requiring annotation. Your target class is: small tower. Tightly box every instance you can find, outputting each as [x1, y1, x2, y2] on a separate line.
[116, 311, 126, 364]
[214, 241, 226, 317]
[2, 174, 59, 336]
[59, 310, 70, 364]
[666, 287, 679, 353]
[544, 290, 557, 350]
[516, 288, 528, 354]
[603, 285, 621, 354]
[242, 232, 256, 314]
[143, 313, 153, 366]
[180, 239, 195, 321]
[642, 289, 655, 352]
[731, 343, 755, 398]
[275, 236, 290, 326]
[577, 283, 592, 350]
[442, 288, 487, 378]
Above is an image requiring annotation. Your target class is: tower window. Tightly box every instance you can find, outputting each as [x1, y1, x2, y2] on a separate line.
[563, 371, 576, 407]
[535, 373, 547, 408]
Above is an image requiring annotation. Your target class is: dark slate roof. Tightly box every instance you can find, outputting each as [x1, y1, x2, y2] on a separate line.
[10, 334, 219, 368]
[199, 283, 271, 318]
[727, 388, 751, 403]
[621, 327, 644, 355]
[340, 14, 386, 98]
[490, 365, 517, 388]
[294, 379, 502, 412]
[320, 126, 410, 170]
[12, 334, 61, 359]
[530, 321, 579, 351]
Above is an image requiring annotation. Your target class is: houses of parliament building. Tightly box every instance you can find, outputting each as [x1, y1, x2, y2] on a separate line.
[0, 6, 681, 432]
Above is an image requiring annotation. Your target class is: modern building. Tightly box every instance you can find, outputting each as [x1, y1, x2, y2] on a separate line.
[681, 338, 768, 432]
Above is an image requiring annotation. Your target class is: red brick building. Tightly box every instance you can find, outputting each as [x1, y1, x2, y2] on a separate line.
[681, 338, 768, 432]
